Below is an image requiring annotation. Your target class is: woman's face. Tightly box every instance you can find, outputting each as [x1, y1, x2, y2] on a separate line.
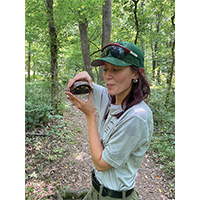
[103, 62, 138, 105]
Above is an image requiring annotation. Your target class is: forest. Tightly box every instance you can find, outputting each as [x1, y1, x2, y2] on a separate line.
[25, 0, 175, 199]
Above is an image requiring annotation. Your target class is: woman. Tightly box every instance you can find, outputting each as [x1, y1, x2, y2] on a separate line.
[65, 41, 153, 200]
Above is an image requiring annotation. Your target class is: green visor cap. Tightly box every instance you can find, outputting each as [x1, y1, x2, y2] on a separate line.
[91, 41, 144, 68]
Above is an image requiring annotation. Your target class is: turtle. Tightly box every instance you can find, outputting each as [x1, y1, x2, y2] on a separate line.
[70, 81, 92, 95]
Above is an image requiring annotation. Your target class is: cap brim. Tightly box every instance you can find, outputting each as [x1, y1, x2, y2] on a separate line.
[91, 57, 131, 67]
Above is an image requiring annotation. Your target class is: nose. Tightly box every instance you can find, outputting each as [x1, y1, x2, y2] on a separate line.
[103, 70, 113, 80]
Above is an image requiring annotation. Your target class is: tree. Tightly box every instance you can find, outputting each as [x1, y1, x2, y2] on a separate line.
[27, 43, 31, 82]
[165, 12, 175, 105]
[44, 0, 59, 111]
[64, 0, 104, 81]
[98, 0, 112, 82]
[132, 0, 139, 44]
[102, 0, 112, 47]
[79, 18, 94, 80]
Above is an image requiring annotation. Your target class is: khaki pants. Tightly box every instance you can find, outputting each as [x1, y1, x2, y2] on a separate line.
[83, 186, 139, 200]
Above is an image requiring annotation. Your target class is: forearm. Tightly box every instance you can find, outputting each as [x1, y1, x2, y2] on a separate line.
[65, 83, 111, 171]
[86, 112, 111, 171]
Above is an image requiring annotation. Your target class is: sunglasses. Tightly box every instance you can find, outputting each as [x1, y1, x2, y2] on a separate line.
[101, 43, 142, 67]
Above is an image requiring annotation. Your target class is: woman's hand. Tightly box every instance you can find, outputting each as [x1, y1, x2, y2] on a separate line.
[65, 91, 95, 116]
[65, 71, 95, 116]
[67, 71, 93, 91]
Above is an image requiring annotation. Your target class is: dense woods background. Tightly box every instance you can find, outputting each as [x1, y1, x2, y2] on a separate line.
[25, 0, 175, 198]
[25, 0, 175, 123]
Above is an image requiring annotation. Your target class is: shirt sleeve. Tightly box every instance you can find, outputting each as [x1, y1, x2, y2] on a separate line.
[92, 83, 110, 113]
[102, 114, 151, 168]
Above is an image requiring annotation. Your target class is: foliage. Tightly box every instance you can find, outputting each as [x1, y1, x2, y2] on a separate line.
[149, 85, 175, 176]
[150, 86, 175, 134]
[25, 81, 53, 131]
[25, 81, 67, 131]
[149, 132, 175, 177]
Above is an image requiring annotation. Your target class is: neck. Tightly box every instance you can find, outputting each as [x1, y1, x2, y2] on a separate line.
[115, 96, 124, 105]
[115, 87, 132, 105]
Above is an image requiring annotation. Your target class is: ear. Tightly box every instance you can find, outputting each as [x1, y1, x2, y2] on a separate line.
[132, 71, 139, 80]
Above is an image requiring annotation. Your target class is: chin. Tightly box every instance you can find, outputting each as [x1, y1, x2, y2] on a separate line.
[107, 89, 116, 96]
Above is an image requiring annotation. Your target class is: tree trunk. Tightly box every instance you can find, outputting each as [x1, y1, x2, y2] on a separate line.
[155, 20, 160, 84]
[151, 18, 160, 82]
[151, 43, 156, 81]
[97, 0, 112, 83]
[78, 19, 94, 81]
[132, 0, 139, 45]
[156, 63, 161, 84]
[45, 0, 59, 111]
[169, 40, 175, 89]
[28, 43, 31, 82]
[165, 13, 175, 105]
[165, 39, 175, 105]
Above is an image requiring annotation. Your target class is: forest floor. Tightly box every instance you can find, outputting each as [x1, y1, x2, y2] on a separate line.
[25, 96, 175, 200]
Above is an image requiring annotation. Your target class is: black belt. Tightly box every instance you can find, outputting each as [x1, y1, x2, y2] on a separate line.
[91, 170, 134, 198]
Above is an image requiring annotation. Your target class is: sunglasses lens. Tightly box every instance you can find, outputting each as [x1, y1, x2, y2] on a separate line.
[101, 46, 111, 57]
[101, 46, 127, 59]
[112, 46, 126, 58]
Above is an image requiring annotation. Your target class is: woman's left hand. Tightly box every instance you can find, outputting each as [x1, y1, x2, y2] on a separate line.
[65, 91, 95, 117]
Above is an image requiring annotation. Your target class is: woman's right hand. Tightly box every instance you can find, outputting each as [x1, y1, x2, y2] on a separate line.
[65, 71, 95, 116]
[67, 71, 93, 91]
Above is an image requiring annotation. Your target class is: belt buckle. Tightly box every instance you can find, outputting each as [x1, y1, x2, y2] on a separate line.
[101, 187, 107, 197]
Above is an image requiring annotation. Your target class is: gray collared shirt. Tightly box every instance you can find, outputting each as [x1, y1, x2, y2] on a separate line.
[92, 83, 154, 190]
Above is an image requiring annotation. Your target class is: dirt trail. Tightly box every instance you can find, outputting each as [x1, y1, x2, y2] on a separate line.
[25, 97, 174, 199]
[63, 102, 175, 200]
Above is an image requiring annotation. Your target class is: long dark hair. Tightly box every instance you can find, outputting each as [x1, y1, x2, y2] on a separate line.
[105, 65, 150, 119]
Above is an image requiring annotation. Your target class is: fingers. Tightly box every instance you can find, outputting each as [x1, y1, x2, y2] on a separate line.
[67, 78, 76, 91]
[65, 89, 95, 116]
[67, 71, 93, 91]
[88, 90, 93, 102]
[88, 79, 93, 90]
[65, 91, 84, 107]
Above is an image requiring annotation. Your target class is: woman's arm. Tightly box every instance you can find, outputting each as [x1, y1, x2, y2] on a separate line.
[66, 74, 112, 172]
[86, 111, 112, 171]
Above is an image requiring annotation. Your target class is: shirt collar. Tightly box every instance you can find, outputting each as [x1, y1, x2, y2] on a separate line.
[109, 103, 124, 115]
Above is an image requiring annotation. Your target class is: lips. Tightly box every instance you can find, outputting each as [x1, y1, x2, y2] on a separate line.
[106, 83, 114, 88]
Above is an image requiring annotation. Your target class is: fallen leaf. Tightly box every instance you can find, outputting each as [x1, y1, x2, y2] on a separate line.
[155, 176, 161, 179]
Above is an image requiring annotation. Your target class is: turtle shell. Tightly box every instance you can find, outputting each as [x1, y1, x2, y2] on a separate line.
[70, 81, 92, 94]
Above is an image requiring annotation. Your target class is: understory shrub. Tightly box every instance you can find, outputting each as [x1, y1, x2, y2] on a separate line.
[25, 81, 53, 131]
[149, 86, 175, 176]
[149, 87, 175, 134]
